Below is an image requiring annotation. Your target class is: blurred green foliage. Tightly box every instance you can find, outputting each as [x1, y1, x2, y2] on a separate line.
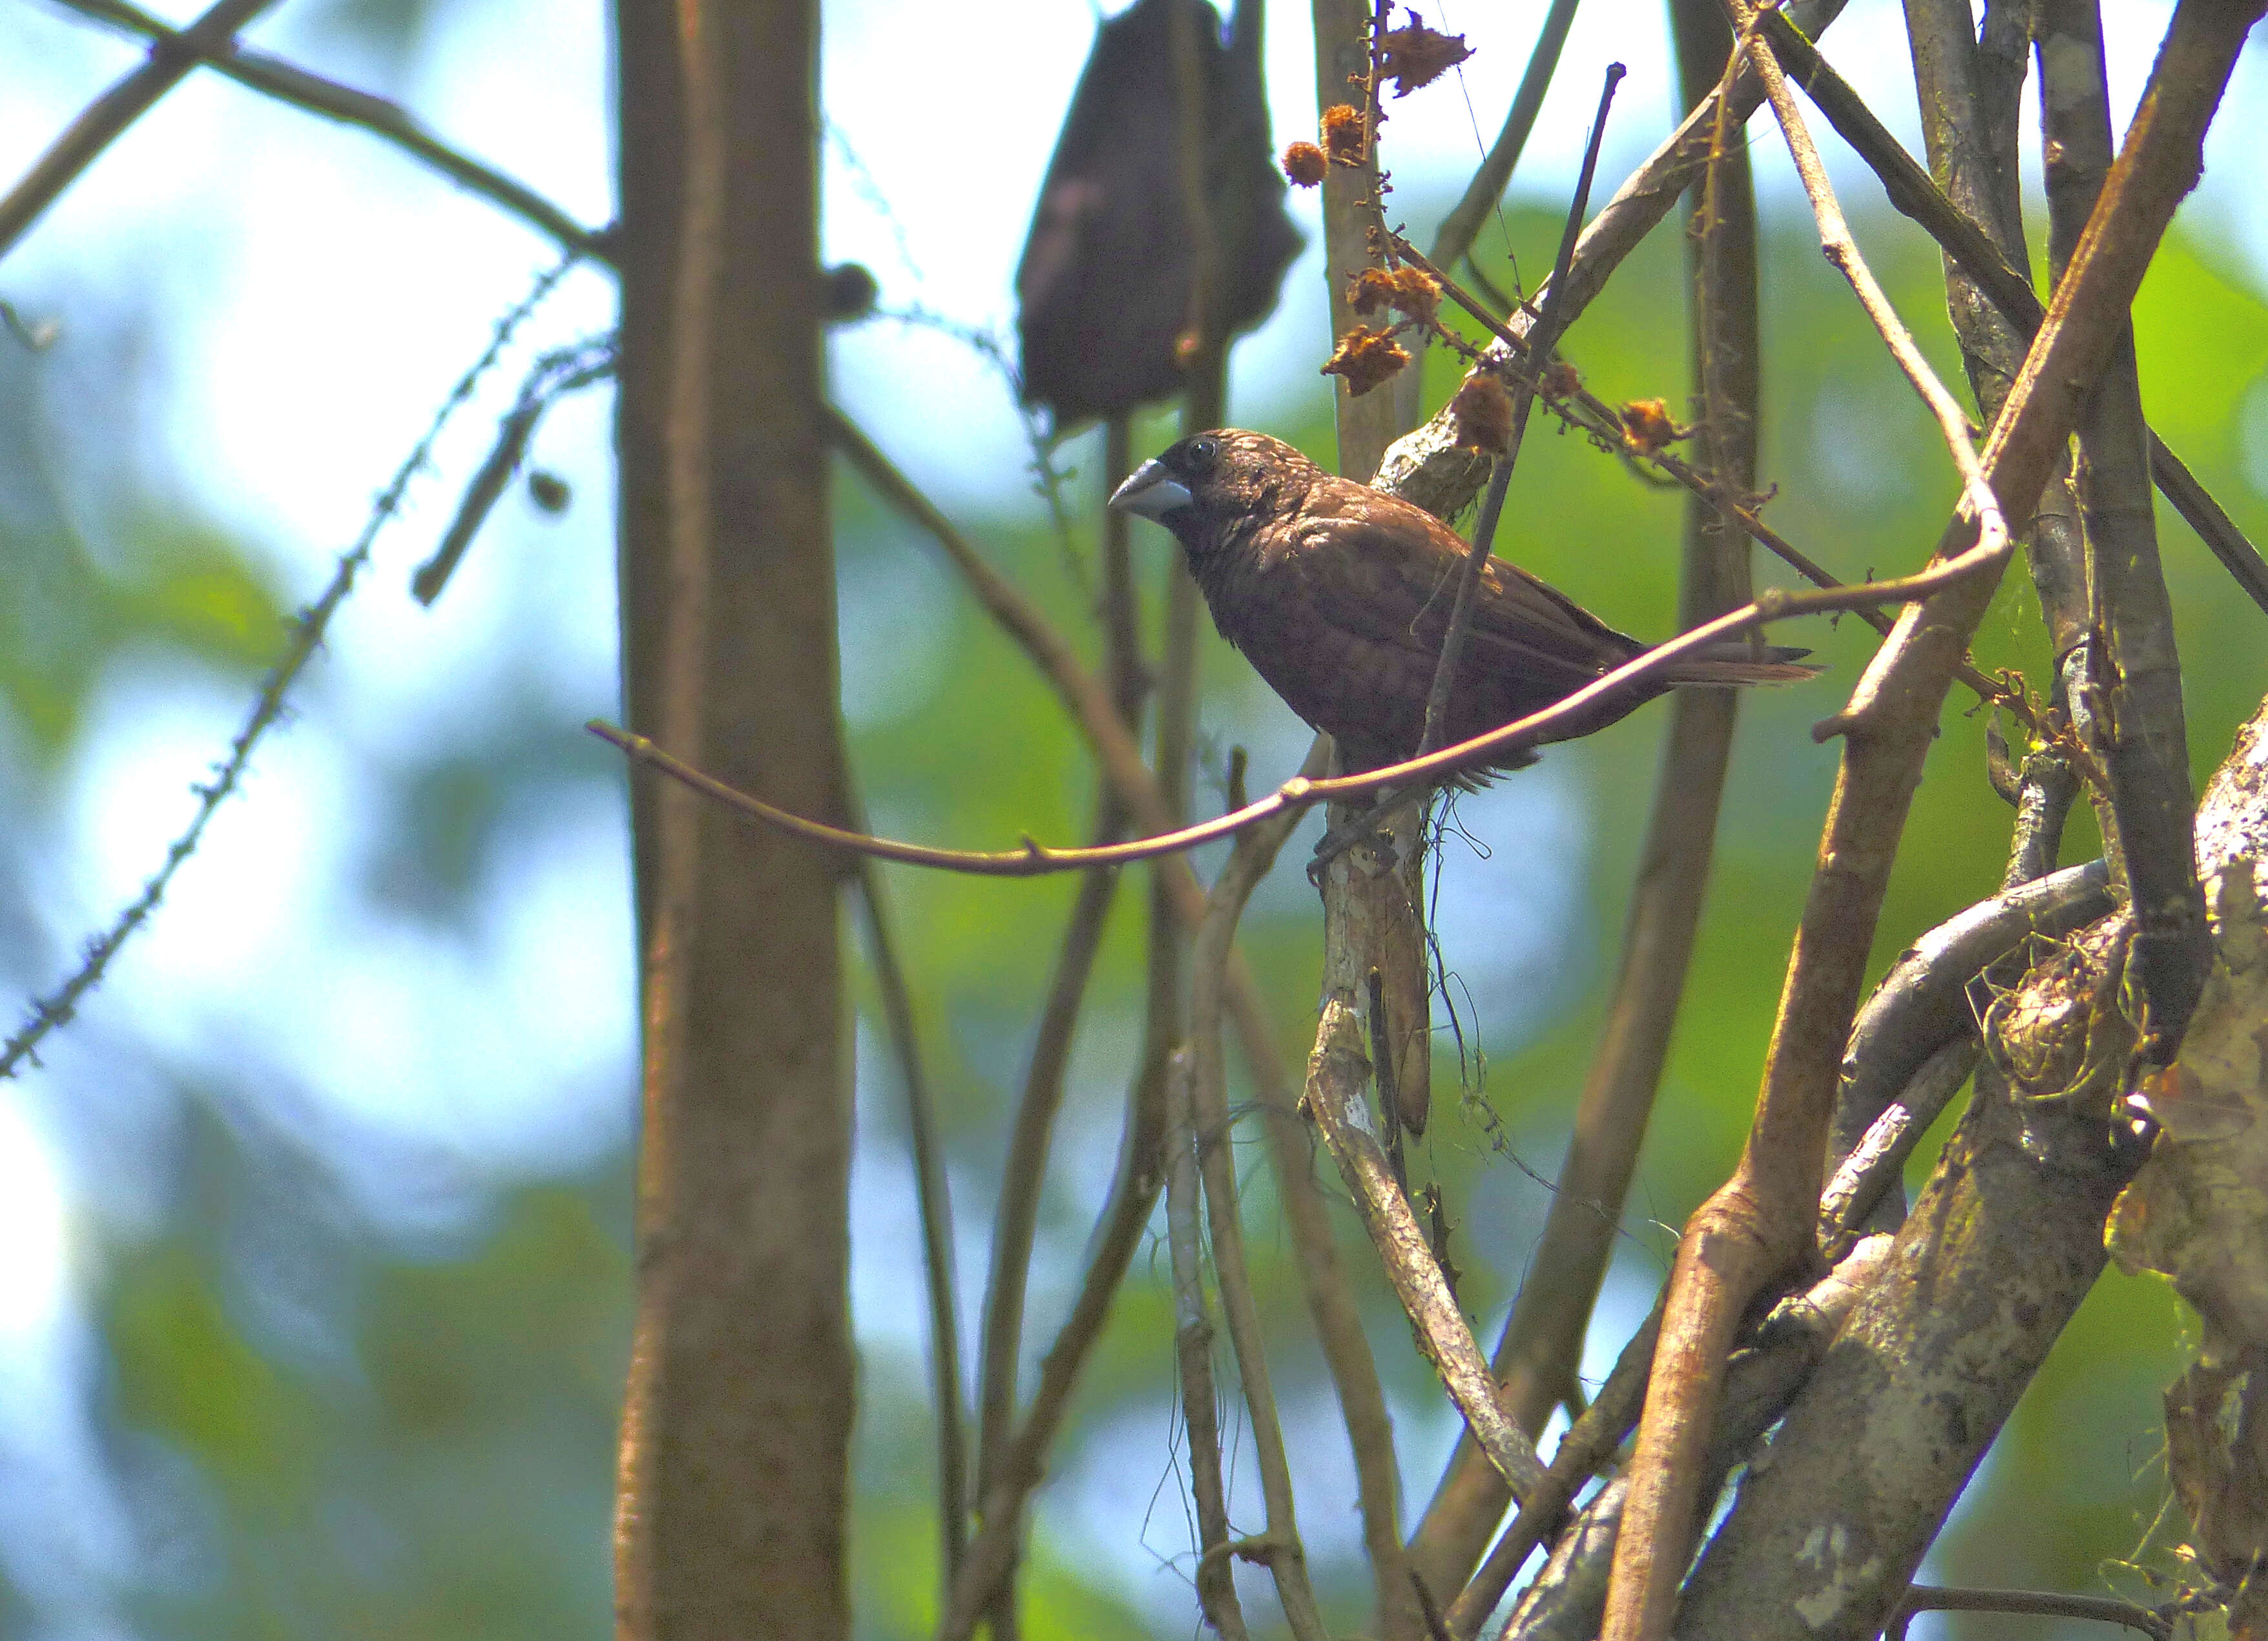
[3, 127, 2263, 1641]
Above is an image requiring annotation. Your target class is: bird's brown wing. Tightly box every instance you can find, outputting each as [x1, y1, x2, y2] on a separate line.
[1280, 490, 1634, 668]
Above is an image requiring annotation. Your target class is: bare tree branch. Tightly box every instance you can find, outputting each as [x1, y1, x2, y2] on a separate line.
[1165, 1048, 1251, 1641]
[1302, 997, 1549, 1501]
[848, 840, 967, 1594]
[2038, 0, 2216, 1055]
[586, 545, 2002, 879]
[0, 0, 276, 260]
[1601, 3, 2264, 1631]
[1411, 10, 1760, 1596]
[36, 0, 610, 261]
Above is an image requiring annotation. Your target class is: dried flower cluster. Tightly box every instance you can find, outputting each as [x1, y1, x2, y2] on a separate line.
[1348, 263, 1441, 324]
[1449, 372, 1514, 453]
[1620, 397, 1681, 452]
[1281, 141, 1327, 188]
[1320, 103, 1367, 168]
[1377, 17, 1474, 97]
[1541, 359, 1582, 398]
[1321, 325, 1411, 397]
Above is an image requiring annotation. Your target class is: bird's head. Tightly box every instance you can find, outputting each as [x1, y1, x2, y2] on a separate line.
[1107, 429, 1318, 564]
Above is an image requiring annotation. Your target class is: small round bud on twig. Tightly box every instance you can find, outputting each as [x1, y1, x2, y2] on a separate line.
[527, 470, 572, 514]
[824, 262, 878, 323]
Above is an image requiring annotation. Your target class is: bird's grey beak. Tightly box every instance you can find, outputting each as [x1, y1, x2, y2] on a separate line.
[1108, 460, 1194, 522]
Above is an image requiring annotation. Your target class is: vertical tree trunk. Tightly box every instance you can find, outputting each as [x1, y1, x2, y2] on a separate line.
[612, 1, 852, 1637]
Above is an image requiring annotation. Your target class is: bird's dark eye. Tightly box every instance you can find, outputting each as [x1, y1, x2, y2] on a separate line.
[1187, 436, 1218, 470]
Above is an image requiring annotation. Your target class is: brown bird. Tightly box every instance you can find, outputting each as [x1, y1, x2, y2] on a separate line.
[1108, 429, 1818, 774]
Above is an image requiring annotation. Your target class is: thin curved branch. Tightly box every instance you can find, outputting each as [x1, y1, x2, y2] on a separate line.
[585, 542, 2010, 880]
[849, 845, 966, 1591]
[1164, 1048, 1250, 1641]
[0, 0, 276, 260]
[1889, 1587, 2172, 1641]
[37, 0, 610, 261]
[1428, 0, 1582, 269]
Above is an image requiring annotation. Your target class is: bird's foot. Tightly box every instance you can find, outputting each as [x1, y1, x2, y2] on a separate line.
[1306, 793, 1417, 885]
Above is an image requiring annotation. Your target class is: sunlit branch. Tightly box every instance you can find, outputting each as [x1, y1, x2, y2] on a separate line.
[585, 542, 2003, 879]
[1758, 5, 2268, 617]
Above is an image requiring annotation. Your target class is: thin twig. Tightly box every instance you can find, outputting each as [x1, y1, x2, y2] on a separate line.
[1164, 1047, 1251, 1641]
[0, 0, 276, 260]
[587, 542, 2006, 880]
[1, 255, 575, 1080]
[1891, 1586, 2173, 1641]
[848, 834, 966, 1594]
[1189, 793, 1331, 1641]
[1429, 0, 1583, 269]
[1416, 63, 1623, 761]
[1762, 5, 2268, 617]
[37, 0, 610, 261]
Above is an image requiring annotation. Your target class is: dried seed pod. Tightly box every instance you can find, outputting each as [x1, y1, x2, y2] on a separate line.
[1449, 372, 1514, 453]
[1321, 325, 1411, 397]
[1377, 18, 1473, 96]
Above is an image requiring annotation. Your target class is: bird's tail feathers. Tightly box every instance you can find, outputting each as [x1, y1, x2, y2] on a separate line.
[1659, 641, 1822, 687]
